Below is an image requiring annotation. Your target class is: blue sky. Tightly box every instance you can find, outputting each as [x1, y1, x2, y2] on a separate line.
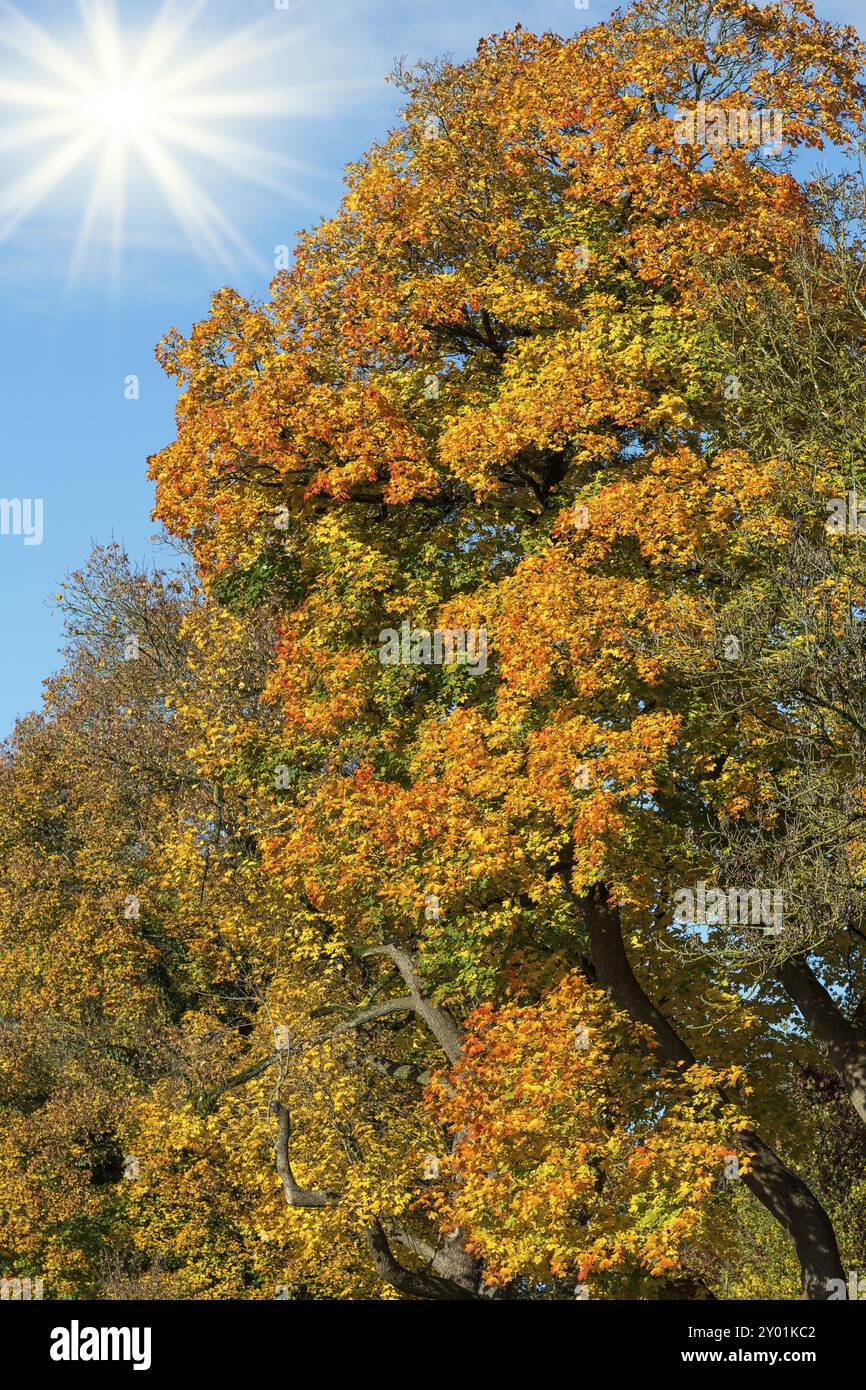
[0, 0, 861, 736]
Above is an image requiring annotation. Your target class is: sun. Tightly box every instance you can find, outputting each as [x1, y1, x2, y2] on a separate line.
[88, 82, 156, 139]
[0, 0, 336, 280]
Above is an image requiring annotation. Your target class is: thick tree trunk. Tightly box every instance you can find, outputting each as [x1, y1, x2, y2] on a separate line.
[777, 956, 866, 1129]
[579, 886, 845, 1300]
[365, 1221, 482, 1300]
[431, 1229, 485, 1292]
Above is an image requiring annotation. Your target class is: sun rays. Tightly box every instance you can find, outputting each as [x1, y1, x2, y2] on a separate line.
[0, 0, 360, 280]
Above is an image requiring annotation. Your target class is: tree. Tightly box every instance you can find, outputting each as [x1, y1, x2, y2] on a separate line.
[148, 0, 865, 1297]
[3, 0, 866, 1300]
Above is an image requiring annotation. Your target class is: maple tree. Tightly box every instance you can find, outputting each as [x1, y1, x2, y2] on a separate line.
[4, 0, 866, 1301]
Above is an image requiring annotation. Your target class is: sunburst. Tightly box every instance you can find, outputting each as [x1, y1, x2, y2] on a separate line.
[0, 0, 362, 280]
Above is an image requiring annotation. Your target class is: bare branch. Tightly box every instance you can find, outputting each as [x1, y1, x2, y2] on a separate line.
[270, 1101, 340, 1208]
[361, 944, 462, 1064]
[197, 1057, 270, 1113]
[328, 996, 415, 1036]
[362, 1055, 431, 1086]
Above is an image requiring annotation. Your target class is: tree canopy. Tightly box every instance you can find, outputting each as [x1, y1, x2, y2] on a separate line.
[3, 0, 866, 1301]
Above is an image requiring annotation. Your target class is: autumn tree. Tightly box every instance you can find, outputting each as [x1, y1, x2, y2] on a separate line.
[139, 0, 866, 1298]
[5, 0, 866, 1301]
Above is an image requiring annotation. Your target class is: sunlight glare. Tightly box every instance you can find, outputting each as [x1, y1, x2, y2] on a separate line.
[0, 0, 342, 279]
[88, 82, 155, 139]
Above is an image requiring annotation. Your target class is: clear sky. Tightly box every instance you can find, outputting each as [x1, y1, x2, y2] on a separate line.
[0, 0, 860, 736]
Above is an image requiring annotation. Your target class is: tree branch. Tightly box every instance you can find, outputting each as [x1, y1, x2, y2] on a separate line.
[361, 944, 462, 1063]
[364, 1220, 481, 1300]
[270, 1101, 340, 1208]
[776, 955, 866, 1128]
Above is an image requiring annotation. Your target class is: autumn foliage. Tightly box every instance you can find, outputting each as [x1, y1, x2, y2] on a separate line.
[3, 0, 866, 1300]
